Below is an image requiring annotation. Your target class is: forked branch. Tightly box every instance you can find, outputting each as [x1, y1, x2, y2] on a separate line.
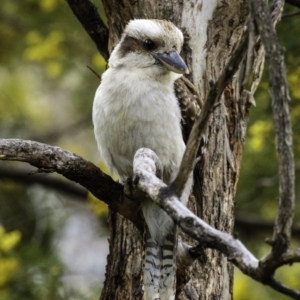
[133, 148, 300, 299]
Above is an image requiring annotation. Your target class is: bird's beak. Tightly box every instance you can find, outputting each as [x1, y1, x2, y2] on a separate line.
[152, 50, 189, 74]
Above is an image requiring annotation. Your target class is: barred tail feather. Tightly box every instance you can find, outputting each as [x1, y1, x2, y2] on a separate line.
[141, 176, 189, 300]
[144, 230, 161, 300]
[159, 232, 176, 300]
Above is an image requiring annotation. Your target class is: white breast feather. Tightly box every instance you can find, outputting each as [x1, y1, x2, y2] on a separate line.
[93, 67, 185, 182]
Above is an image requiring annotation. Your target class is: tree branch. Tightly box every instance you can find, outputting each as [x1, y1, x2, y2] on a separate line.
[5, 164, 300, 240]
[65, 0, 109, 61]
[271, 0, 285, 26]
[0, 140, 208, 289]
[133, 148, 300, 300]
[235, 213, 300, 237]
[0, 166, 87, 199]
[250, 0, 295, 255]
[2, 141, 297, 298]
[4, 166, 300, 239]
[282, 10, 300, 18]
[171, 31, 248, 196]
[0, 139, 143, 231]
[286, 0, 300, 8]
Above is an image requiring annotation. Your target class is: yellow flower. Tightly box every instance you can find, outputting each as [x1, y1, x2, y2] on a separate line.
[24, 30, 64, 62]
[0, 257, 19, 287]
[0, 228, 21, 253]
[40, 0, 60, 12]
[248, 120, 272, 153]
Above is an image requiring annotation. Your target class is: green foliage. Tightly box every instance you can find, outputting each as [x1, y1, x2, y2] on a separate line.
[0, 0, 106, 143]
[0, 0, 106, 298]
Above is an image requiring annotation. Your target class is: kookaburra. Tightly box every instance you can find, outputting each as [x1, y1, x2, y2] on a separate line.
[93, 19, 193, 300]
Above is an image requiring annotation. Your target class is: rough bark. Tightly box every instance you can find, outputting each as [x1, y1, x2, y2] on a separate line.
[98, 1, 264, 299]
[251, 0, 295, 256]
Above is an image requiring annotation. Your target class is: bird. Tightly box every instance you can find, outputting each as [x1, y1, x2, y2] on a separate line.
[93, 19, 193, 300]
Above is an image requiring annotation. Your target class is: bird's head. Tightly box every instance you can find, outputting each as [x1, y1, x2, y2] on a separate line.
[109, 19, 189, 77]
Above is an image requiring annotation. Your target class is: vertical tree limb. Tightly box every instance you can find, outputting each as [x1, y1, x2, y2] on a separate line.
[250, 0, 295, 254]
[172, 33, 248, 196]
[65, 0, 109, 60]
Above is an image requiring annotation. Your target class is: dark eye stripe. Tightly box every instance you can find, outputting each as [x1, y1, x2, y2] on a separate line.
[118, 35, 144, 58]
[118, 35, 160, 58]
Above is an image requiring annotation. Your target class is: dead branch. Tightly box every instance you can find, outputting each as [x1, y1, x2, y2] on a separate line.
[286, 0, 300, 8]
[171, 32, 248, 196]
[0, 139, 207, 288]
[235, 213, 300, 237]
[133, 148, 300, 300]
[271, 0, 285, 26]
[282, 10, 300, 18]
[3, 165, 300, 238]
[1, 140, 299, 299]
[0, 165, 87, 199]
[250, 0, 295, 255]
[0, 139, 143, 231]
[4, 164, 300, 239]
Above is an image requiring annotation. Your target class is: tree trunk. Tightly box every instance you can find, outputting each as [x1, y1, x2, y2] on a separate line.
[100, 0, 264, 299]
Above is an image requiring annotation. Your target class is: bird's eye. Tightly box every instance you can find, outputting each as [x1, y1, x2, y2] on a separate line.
[143, 39, 156, 51]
